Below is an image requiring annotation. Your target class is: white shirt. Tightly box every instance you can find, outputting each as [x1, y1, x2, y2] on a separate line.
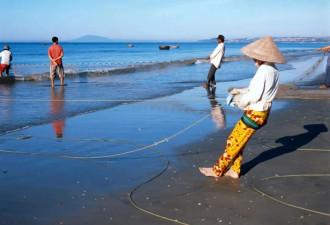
[210, 43, 225, 68]
[0, 50, 12, 65]
[237, 62, 279, 111]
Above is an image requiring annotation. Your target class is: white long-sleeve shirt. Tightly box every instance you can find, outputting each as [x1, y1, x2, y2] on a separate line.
[0, 50, 12, 65]
[237, 62, 279, 111]
[210, 43, 225, 68]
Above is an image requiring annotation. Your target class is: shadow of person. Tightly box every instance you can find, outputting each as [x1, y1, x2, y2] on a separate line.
[206, 87, 225, 128]
[240, 124, 328, 176]
[50, 86, 66, 138]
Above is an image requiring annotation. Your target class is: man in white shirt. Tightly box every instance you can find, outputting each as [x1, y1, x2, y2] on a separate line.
[200, 36, 286, 179]
[0, 45, 12, 77]
[203, 35, 225, 88]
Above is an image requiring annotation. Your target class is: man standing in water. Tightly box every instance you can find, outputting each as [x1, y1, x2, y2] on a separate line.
[203, 35, 225, 88]
[0, 45, 12, 77]
[48, 36, 64, 87]
[317, 45, 330, 88]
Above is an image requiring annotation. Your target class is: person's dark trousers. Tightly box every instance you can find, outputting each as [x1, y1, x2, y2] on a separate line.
[325, 62, 330, 87]
[206, 64, 217, 86]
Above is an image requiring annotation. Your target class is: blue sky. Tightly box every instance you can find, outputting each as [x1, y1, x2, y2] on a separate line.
[2, 0, 330, 42]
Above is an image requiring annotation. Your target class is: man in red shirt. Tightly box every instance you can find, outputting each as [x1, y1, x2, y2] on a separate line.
[48, 36, 64, 87]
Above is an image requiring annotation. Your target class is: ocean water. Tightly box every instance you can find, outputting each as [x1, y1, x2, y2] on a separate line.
[0, 42, 328, 135]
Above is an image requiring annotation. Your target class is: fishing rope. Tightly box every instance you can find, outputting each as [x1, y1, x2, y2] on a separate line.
[265, 144, 330, 152]
[250, 142, 330, 216]
[0, 113, 211, 160]
[0, 141, 191, 223]
[252, 174, 330, 217]
[128, 149, 190, 225]
[1, 123, 329, 221]
[1, 113, 329, 221]
[0, 112, 212, 225]
[0, 98, 225, 102]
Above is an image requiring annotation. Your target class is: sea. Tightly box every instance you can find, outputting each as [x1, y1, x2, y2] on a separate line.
[0, 42, 328, 135]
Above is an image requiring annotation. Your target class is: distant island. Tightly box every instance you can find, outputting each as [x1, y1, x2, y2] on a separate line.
[70, 35, 115, 43]
[199, 36, 330, 43]
[68, 35, 330, 43]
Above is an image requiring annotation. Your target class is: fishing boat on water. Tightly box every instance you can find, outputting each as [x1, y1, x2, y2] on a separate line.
[172, 45, 179, 49]
[159, 45, 170, 50]
[127, 44, 134, 47]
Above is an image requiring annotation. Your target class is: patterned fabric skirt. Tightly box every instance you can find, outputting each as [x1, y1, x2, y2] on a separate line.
[212, 109, 270, 176]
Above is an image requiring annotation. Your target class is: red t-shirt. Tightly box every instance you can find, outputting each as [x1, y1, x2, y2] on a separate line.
[48, 44, 63, 65]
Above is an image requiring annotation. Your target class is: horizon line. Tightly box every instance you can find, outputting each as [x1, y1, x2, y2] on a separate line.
[1, 35, 330, 44]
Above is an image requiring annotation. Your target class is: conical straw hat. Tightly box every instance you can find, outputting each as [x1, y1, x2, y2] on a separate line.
[241, 36, 286, 64]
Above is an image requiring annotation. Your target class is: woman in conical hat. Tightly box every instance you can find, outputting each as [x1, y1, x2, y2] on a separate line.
[200, 36, 286, 178]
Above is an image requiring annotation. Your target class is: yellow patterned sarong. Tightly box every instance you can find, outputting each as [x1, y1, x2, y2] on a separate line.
[212, 109, 270, 176]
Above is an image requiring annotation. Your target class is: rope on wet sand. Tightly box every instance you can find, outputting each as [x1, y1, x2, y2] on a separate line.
[252, 174, 330, 217]
[1, 113, 211, 160]
[128, 149, 190, 225]
[0, 112, 212, 225]
[0, 98, 224, 102]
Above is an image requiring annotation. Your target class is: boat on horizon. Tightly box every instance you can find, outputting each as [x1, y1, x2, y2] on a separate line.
[127, 44, 134, 47]
[172, 45, 179, 49]
[159, 45, 170, 50]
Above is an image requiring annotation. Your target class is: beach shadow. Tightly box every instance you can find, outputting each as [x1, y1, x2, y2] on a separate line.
[240, 124, 328, 176]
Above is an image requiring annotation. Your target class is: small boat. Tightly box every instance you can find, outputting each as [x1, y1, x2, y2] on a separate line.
[42, 42, 47, 45]
[127, 44, 134, 47]
[172, 45, 179, 49]
[159, 45, 170, 50]
[0, 76, 15, 84]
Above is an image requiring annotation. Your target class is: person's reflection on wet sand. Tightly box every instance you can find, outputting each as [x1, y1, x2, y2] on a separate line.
[0, 84, 12, 120]
[206, 86, 225, 128]
[50, 87, 65, 138]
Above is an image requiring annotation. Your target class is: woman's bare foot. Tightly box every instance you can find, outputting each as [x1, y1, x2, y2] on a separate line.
[224, 169, 239, 179]
[199, 167, 218, 177]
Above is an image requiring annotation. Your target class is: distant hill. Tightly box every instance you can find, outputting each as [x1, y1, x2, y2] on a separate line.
[199, 36, 330, 43]
[70, 35, 113, 43]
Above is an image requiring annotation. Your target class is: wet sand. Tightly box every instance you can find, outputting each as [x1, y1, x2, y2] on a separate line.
[276, 84, 330, 99]
[0, 85, 329, 225]
[134, 98, 330, 225]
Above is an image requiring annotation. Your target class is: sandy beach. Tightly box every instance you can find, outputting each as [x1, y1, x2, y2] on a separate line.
[0, 81, 329, 225]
